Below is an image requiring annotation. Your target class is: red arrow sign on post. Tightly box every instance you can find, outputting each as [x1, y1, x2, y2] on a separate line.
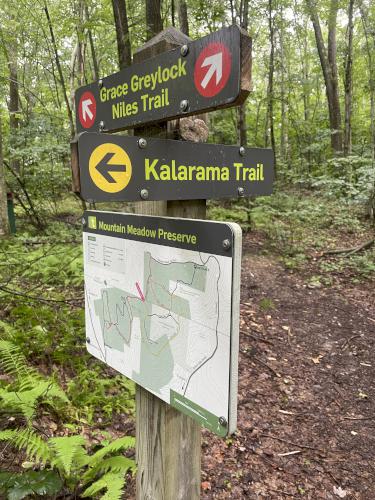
[194, 42, 232, 98]
[78, 91, 96, 129]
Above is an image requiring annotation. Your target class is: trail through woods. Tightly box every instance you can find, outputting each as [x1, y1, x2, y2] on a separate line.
[199, 232, 375, 499]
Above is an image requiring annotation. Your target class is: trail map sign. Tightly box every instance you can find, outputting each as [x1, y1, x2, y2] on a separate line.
[83, 211, 241, 436]
[75, 25, 251, 133]
[76, 132, 274, 202]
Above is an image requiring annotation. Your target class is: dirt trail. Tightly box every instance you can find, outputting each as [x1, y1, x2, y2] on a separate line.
[202, 233, 375, 499]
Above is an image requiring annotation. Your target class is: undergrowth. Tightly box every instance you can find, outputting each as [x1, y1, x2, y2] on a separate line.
[0, 219, 136, 499]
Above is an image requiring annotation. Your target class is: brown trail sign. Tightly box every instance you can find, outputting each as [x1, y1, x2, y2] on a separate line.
[75, 132, 274, 203]
[74, 25, 251, 133]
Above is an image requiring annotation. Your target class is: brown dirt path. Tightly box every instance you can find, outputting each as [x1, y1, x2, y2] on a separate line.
[201, 233, 375, 499]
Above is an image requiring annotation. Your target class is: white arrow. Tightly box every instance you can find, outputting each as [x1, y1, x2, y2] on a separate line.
[82, 98, 94, 121]
[200, 52, 223, 89]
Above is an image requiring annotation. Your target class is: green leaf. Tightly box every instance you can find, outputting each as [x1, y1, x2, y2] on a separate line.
[49, 435, 87, 476]
[88, 436, 135, 466]
[6, 471, 62, 500]
[81, 472, 125, 499]
[82, 455, 136, 483]
[0, 429, 51, 464]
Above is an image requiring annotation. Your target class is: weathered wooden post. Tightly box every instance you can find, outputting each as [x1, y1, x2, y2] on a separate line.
[133, 27, 203, 500]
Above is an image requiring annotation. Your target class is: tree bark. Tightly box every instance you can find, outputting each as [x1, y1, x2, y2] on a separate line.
[238, 0, 249, 146]
[306, 0, 342, 153]
[359, 0, 375, 218]
[146, 0, 163, 41]
[84, 2, 99, 80]
[0, 115, 9, 236]
[111, 0, 132, 69]
[344, 0, 354, 156]
[177, 0, 189, 36]
[266, 0, 276, 168]
[7, 40, 21, 176]
[44, 3, 75, 138]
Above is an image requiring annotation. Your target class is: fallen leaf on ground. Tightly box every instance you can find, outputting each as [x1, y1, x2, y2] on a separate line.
[333, 485, 347, 498]
[311, 355, 324, 364]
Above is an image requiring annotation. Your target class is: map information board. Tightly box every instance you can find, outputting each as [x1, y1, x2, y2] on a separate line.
[83, 211, 241, 436]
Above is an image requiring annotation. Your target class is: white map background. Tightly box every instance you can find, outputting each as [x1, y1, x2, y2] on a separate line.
[83, 232, 234, 420]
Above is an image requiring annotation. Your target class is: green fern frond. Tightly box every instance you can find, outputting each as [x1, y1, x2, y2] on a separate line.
[42, 381, 69, 405]
[49, 435, 87, 476]
[0, 340, 30, 384]
[88, 436, 135, 466]
[0, 428, 51, 464]
[82, 455, 136, 483]
[0, 320, 16, 339]
[81, 472, 125, 500]
[0, 380, 69, 421]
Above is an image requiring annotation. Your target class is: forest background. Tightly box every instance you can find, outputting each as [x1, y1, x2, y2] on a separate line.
[0, 0, 374, 499]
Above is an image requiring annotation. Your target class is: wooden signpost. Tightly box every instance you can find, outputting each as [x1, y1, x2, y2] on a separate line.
[72, 24, 268, 500]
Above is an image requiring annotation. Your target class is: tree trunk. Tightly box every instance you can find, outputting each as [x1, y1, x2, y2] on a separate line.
[44, 3, 75, 138]
[279, 3, 288, 163]
[306, 0, 342, 153]
[177, 0, 189, 36]
[359, 1, 375, 219]
[360, 1, 374, 162]
[344, 0, 354, 156]
[0, 115, 8, 236]
[8, 41, 21, 176]
[145, 0, 163, 41]
[238, 0, 249, 146]
[111, 0, 132, 69]
[266, 0, 276, 168]
[84, 2, 99, 80]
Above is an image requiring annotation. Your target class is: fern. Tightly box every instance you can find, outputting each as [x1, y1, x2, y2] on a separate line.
[81, 472, 125, 500]
[0, 379, 69, 420]
[88, 436, 136, 466]
[0, 429, 51, 464]
[48, 435, 88, 476]
[82, 455, 135, 482]
[0, 340, 31, 385]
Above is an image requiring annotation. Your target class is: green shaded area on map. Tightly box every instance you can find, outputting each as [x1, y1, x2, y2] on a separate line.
[170, 389, 228, 437]
[94, 251, 208, 394]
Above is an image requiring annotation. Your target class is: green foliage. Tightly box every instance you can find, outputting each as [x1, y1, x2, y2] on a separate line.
[0, 470, 63, 500]
[0, 429, 51, 464]
[81, 472, 125, 500]
[0, 338, 68, 420]
[0, 430, 135, 499]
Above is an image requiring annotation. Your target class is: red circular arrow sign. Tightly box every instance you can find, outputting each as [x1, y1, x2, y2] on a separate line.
[78, 91, 96, 129]
[194, 42, 232, 98]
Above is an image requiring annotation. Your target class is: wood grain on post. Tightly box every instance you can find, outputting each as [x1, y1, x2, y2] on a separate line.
[133, 27, 202, 500]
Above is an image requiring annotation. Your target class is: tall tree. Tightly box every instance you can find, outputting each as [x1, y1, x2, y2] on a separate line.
[111, 0, 132, 69]
[306, 0, 343, 152]
[0, 115, 9, 236]
[266, 0, 276, 162]
[84, 2, 99, 80]
[8, 42, 21, 175]
[177, 0, 189, 36]
[44, 3, 75, 138]
[344, 0, 354, 155]
[146, 0, 163, 40]
[238, 0, 249, 146]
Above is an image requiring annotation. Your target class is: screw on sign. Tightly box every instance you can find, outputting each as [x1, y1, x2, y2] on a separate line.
[194, 42, 232, 98]
[78, 91, 96, 129]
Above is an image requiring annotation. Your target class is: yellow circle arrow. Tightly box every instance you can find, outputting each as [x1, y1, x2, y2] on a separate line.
[89, 143, 132, 193]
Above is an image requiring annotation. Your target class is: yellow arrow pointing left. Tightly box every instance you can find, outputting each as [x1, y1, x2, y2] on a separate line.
[89, 143, 132, 193]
